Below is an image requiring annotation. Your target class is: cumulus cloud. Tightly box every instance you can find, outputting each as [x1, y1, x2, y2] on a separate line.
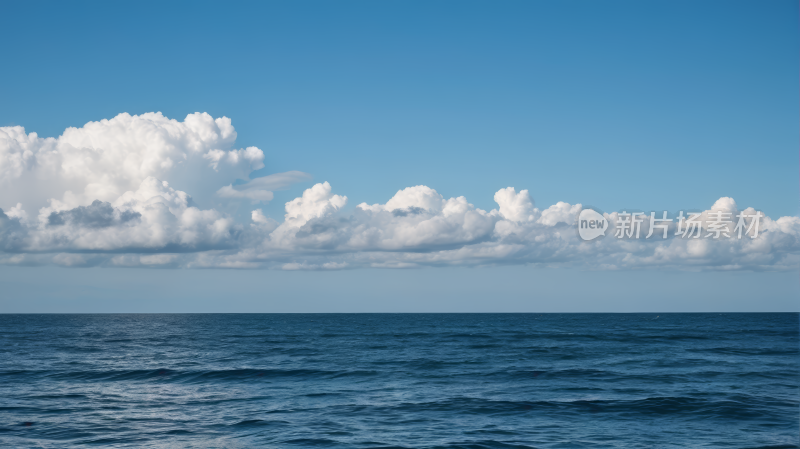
[225, 184, 797, 272]
[494, 187, 536, 222]
[283, 181, 347, 228]
[1, 112, 798, 271]
[203, 146, 264, 171]
[20, 177, 240, 253]
[0, 112, 263, 214]
[352, 186, 495, 250]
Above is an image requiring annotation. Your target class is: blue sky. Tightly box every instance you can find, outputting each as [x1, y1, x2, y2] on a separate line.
[0, 1, 798, 312]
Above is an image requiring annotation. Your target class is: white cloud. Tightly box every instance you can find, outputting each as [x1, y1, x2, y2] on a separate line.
[0, 126, 37, 179]
[0, 112, 263, 214]
[251, 209, 278, 229]
[1, 112, 798, 271]
[203, 146, 264, 171]
[282, 181, 347, 228]
[23, 177, 240, 253]
[494, 187, 537, 222]
[351, 186, 495, 250]
[359, 185, 447, 214]
[6, 203, 28, 222]
[538, 202, 582, 227]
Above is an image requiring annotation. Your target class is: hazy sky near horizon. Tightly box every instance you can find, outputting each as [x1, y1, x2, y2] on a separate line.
[0, 1, 798, 312]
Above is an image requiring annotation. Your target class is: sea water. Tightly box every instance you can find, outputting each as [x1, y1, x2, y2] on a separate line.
[0, 313, 797, 448]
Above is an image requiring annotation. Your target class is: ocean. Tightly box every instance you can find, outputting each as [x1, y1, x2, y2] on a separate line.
[0, 313, 797, 448]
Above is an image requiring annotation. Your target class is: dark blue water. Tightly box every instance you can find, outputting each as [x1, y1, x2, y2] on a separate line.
[0, 314, 797, 448]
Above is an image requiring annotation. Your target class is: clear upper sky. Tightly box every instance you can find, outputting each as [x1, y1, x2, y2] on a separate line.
[0, 1, 797, 312]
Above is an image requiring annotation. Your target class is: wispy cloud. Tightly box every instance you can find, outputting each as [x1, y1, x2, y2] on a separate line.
[216, 171, 312, 203]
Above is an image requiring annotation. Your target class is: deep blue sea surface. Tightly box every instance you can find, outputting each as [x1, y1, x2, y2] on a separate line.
[0, 313, 797, 448]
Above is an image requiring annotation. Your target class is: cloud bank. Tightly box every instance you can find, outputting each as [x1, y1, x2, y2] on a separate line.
[1, 112, 798, 270]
